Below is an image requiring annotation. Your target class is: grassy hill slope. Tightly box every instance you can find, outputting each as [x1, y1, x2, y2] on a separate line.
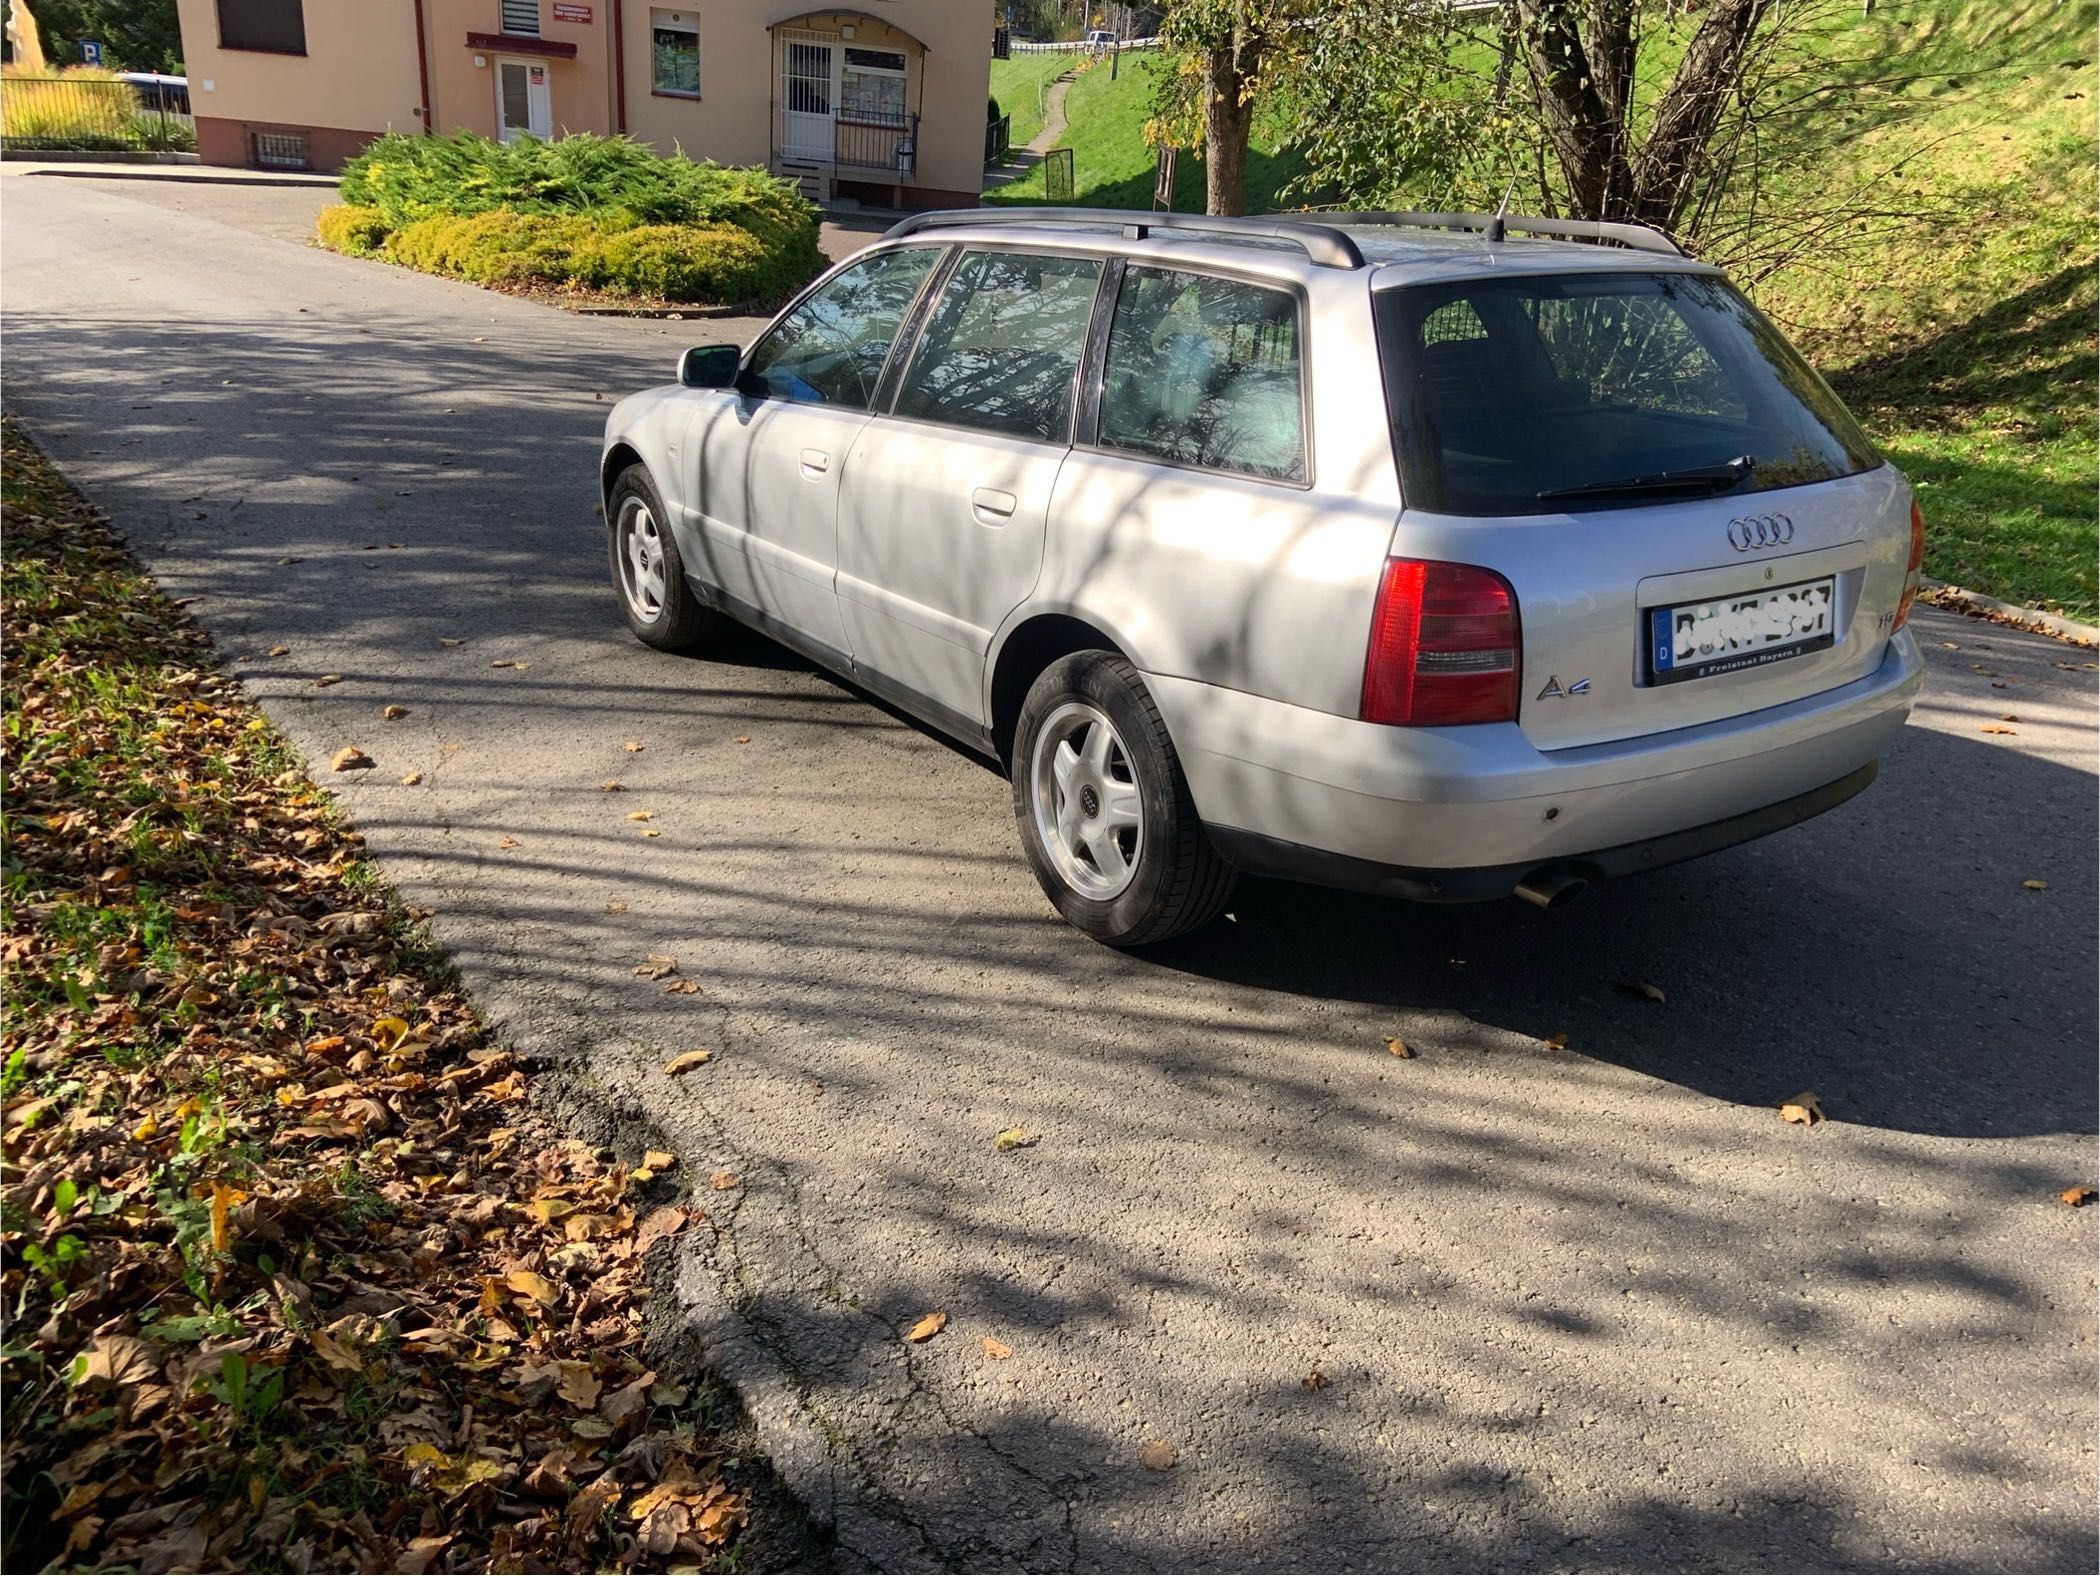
[980, 5, 2096, 618]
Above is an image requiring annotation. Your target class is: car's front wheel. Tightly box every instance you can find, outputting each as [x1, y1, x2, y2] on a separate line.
[607, 464, 723, 652]
[1012, 652, 1236, 946]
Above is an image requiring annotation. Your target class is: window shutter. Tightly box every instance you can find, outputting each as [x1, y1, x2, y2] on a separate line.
[501, 0, 539, 35]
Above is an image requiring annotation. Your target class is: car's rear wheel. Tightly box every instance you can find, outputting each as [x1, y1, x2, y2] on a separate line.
[608, 464, 721, 652]
[1012, 652, 1236, 946]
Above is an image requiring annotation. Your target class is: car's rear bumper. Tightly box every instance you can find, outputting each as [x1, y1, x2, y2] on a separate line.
[1208, 762, 1879, 901]
[1150, 629, 1923, 894]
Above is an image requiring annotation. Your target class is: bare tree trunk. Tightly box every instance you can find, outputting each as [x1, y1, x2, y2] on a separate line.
[1630, 0, 1775, 231]
[1517, 1, 1638, 219]
[1203, 36, 1257, 215]
[1518, 0, 1774, 234]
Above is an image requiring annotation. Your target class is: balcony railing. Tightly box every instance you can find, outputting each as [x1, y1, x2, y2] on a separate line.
[832, 108, 916, 173]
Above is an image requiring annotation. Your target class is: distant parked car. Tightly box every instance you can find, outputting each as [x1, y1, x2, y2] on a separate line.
[1084, 28, 1117, 53]
[119, 72, 190, 116]
[599, 208, 1925, 945]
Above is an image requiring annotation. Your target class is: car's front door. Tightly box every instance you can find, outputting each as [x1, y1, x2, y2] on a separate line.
[835, 248, 1107, 727]
[686, 246, 942, 658]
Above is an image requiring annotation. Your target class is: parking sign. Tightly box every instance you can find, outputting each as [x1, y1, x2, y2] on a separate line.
[80, 40, 103, 65]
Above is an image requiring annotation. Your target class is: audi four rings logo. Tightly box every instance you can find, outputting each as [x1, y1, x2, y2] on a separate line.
[1727, 512, 1794, 551]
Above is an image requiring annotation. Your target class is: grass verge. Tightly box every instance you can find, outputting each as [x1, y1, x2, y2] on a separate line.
[0, 418, 779, 1572]
[989, 53, 1073, 151]
[985, 50, 1312, 211]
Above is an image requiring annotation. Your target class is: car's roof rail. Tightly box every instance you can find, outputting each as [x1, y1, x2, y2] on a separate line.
[883, 207, 1368, 269]
[1294, 209, 1687, 258]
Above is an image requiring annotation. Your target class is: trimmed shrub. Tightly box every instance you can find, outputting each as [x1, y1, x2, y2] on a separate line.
[325, 131, 819, 305]
[378, 209, 776, 303]
[315, 204, 390, 257]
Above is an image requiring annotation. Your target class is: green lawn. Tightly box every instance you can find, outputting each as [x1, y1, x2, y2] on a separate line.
[977, 5, 2096, 619]
[1752, 0, 2098, 619]
[989, 53, 1073, 151]
[985, 50, 1313, 212]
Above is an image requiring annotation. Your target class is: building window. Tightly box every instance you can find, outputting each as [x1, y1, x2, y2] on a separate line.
[651, 9, 698, 96]
[840, 46, 906, 121]
[250, 130, 310, 168]
[216, 0, 306, 55]
[501, 0, 539, 35]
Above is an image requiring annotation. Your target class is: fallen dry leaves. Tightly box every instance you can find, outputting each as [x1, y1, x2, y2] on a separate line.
[982, 1337, 1013, 1361]
[664, 1049, 714, 1075]
[2060, 1186, 2096, 1208]
[1137, 1440, 1178, 1471]
[1383, 1035, 1415, 1059]
[330, 745, 373, 772]
[1779, 1090, 1825, 1127]
[905, 1311, 948, 1344]
[0, 422, 747, 1573]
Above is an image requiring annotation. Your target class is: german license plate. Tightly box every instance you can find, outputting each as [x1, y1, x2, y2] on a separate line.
[1648, 575, 1836, 684]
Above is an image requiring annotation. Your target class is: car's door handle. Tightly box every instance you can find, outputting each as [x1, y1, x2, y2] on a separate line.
[972, 487, 1018, 523]
[799, 448, 830, 478]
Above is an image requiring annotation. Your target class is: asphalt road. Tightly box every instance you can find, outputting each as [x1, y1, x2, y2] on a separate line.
[5, 170, 2095, 1573]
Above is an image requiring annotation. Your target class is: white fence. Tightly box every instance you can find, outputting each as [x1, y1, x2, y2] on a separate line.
[1010, 36, 1161, 52]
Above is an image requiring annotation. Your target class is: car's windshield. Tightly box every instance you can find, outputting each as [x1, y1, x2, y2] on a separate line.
[1374, 271, 1878, 516]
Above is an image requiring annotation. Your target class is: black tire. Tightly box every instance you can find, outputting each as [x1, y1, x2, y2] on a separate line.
[1011, 651, 1237, 946]
[607, 464, 722, 652]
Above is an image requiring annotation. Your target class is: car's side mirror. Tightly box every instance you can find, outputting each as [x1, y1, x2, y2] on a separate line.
[678, 344, 743, 389]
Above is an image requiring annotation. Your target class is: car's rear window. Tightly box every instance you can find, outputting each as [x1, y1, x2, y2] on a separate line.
[1374, 271, 1878, 516]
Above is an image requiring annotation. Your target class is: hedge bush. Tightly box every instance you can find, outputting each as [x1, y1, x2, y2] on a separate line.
[321, 131, 821, 304]
[315, 203, 390, 257]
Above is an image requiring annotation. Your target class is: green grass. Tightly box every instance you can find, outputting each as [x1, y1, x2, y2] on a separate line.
[1746, 0, 2097, 618]
[984, 5, 2094, 618]
[989, 53, 1073, 151]
[985, 50, 1313, 212]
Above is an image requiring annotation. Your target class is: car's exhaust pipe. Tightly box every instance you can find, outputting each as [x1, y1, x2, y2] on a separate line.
[1515, 866, 1589, 910]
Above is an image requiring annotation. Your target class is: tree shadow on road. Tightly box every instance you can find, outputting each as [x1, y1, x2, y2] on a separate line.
[7, 303, 2095, 1573]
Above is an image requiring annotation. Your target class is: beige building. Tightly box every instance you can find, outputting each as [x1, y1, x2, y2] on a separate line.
[175, 0, 996, 207]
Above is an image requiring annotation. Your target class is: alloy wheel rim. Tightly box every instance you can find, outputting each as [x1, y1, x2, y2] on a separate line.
[617, 497, 667, 621]
[1030, 701, 1144, 901]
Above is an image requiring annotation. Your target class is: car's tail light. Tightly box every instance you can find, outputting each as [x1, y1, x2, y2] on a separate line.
[1892, 498, 1926, 632]
[1361, 559, 1521, 726]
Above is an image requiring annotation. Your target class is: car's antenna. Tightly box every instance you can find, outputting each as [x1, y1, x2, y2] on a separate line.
[1485, 180, 1516, 243]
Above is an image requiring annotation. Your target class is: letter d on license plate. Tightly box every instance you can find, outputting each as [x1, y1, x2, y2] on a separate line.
[1648, 575, 1836, 685]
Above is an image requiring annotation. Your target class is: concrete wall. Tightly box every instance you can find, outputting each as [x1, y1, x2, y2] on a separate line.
[426, 0, 616, 144]
[178, 0, 994, 198]
[178, 0, 424, 167]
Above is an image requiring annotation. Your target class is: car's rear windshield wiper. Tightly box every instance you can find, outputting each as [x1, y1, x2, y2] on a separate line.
[1538, 455, 1756, 502]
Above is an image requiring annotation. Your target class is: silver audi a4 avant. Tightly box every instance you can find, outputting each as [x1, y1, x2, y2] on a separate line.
[599, 208, 1925, 946]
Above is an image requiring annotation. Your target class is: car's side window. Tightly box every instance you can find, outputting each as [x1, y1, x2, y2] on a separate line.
[743, 247, 941, 409]
[1098, 267, 1306, 483]
[892, 250, 1105, 442]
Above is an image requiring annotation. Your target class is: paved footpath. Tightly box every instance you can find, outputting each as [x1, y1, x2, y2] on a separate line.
[4, 169, 2095, 1572]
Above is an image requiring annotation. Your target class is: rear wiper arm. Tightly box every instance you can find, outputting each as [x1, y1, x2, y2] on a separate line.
[1538, 455, 1756, 502]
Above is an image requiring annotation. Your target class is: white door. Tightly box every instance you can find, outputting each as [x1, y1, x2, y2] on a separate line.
[496, 59, 553, 143]
[781, 40, 835, 160]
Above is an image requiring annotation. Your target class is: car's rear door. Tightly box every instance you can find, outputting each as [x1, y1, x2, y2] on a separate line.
[686, 245, 943, 658]
[834, 247, 1107, 727]
[1373, 269, 1905, 751]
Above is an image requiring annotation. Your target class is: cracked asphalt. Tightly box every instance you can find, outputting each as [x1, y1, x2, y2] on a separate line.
[5, 169, 2095, 1572]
